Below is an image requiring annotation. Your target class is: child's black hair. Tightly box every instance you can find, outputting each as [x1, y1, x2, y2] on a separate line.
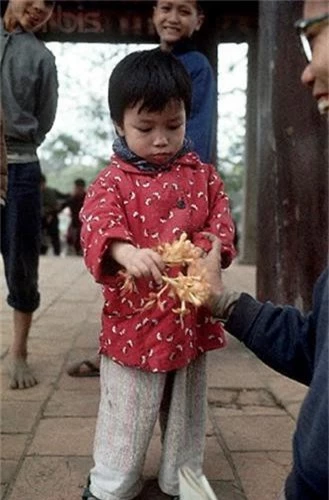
[108, 49, 192, 125]
[153, 0, 203, 14]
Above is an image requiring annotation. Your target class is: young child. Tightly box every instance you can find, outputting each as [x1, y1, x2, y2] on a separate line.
[153, 0, 217, 163]
[81, 50, 236, 500]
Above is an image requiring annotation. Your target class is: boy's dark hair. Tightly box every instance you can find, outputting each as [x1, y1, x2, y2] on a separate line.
[153, 1, 203, 14]
[108, 49, 192, 125]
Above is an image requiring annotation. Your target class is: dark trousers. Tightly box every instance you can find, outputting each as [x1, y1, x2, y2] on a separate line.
[0, 162, 41, 313]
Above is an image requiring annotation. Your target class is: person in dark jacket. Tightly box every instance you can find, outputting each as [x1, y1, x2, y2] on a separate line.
[198, 2, 329, 497]
[200, 232, 328, 500]
[202, 236, 328, 499]
[40, 174, 68, 256]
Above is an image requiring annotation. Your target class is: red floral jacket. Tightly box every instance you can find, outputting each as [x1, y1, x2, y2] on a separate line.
[80, 152, 236, 372]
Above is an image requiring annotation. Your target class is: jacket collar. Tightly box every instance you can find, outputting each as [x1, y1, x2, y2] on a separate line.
[111, 151, 202, 175]
[112, 136, 194, 173]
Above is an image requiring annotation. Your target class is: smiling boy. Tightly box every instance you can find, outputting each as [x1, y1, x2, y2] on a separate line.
[153, 0, 217, 164]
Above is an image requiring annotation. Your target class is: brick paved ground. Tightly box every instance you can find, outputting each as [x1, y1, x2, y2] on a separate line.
[0, 257, 307, 500]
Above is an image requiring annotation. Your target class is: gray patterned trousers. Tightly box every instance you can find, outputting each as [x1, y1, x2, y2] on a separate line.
[89, 354, 208, 500]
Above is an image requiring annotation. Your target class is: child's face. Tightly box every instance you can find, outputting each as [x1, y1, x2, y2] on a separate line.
[153, 0, 204, 50]
[115, 99, 186, 165]
[7, 0, 54, 32]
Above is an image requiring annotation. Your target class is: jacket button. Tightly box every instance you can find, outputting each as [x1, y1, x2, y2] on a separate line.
[176, 199, 186, 209]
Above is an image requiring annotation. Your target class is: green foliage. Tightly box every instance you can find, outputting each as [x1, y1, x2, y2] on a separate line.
[40, 129, 109, 191]
[44, 164, 104, 192]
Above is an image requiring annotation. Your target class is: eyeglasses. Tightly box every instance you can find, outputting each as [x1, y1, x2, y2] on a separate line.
[294, 12, 329, 62]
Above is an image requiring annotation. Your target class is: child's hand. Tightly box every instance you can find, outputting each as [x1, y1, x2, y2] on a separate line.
[111, 241, 165, 285]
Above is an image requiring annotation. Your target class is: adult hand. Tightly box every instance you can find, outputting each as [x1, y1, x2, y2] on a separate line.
[192, 233, 240, 319]
[191, 232, 224, 301]
[111, 241, 165, 285]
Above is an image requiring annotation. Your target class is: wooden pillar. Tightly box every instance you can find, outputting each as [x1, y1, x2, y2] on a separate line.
[239, 31, 258, 264]
[256, 0, 328, 310]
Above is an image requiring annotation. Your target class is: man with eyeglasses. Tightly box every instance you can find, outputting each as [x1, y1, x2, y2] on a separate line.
[198, 1, 328, 499]
[295, 2, 329, 115]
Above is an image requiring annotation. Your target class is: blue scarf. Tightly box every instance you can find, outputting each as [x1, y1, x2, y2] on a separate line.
[112, 136, 192, 173]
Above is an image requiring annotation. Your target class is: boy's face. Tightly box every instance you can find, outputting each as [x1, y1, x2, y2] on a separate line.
[6, 0, 54, 32]
[153, 0, 204, 50]
[115, 99, 186, 165]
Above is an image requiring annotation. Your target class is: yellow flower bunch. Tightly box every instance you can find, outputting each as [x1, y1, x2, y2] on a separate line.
[119, 233, 211, 324]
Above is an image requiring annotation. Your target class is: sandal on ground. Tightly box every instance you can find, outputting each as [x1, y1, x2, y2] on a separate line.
[67, 359, 100, 378]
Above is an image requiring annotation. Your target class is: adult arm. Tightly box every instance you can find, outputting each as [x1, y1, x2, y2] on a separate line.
[35, 53, 58, 143]
[225, 293, 315, 385]
[200, 234, 318, 385]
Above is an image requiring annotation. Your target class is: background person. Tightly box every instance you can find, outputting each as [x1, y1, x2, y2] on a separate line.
[0, 0, 58, 389]
[152, 0, 217, 164]
[61, 177, 87, 256]
[40, 173, 68, 256]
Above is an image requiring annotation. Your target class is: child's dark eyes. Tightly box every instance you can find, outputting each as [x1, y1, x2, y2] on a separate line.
[136, 124, 182, 133]
[137, 127, 152, 133]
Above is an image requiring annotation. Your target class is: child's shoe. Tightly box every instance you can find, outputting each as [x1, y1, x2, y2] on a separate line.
[82, 486, 99, 500]
[81, 481, 144, 500]
[81, 476, 100, 500]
